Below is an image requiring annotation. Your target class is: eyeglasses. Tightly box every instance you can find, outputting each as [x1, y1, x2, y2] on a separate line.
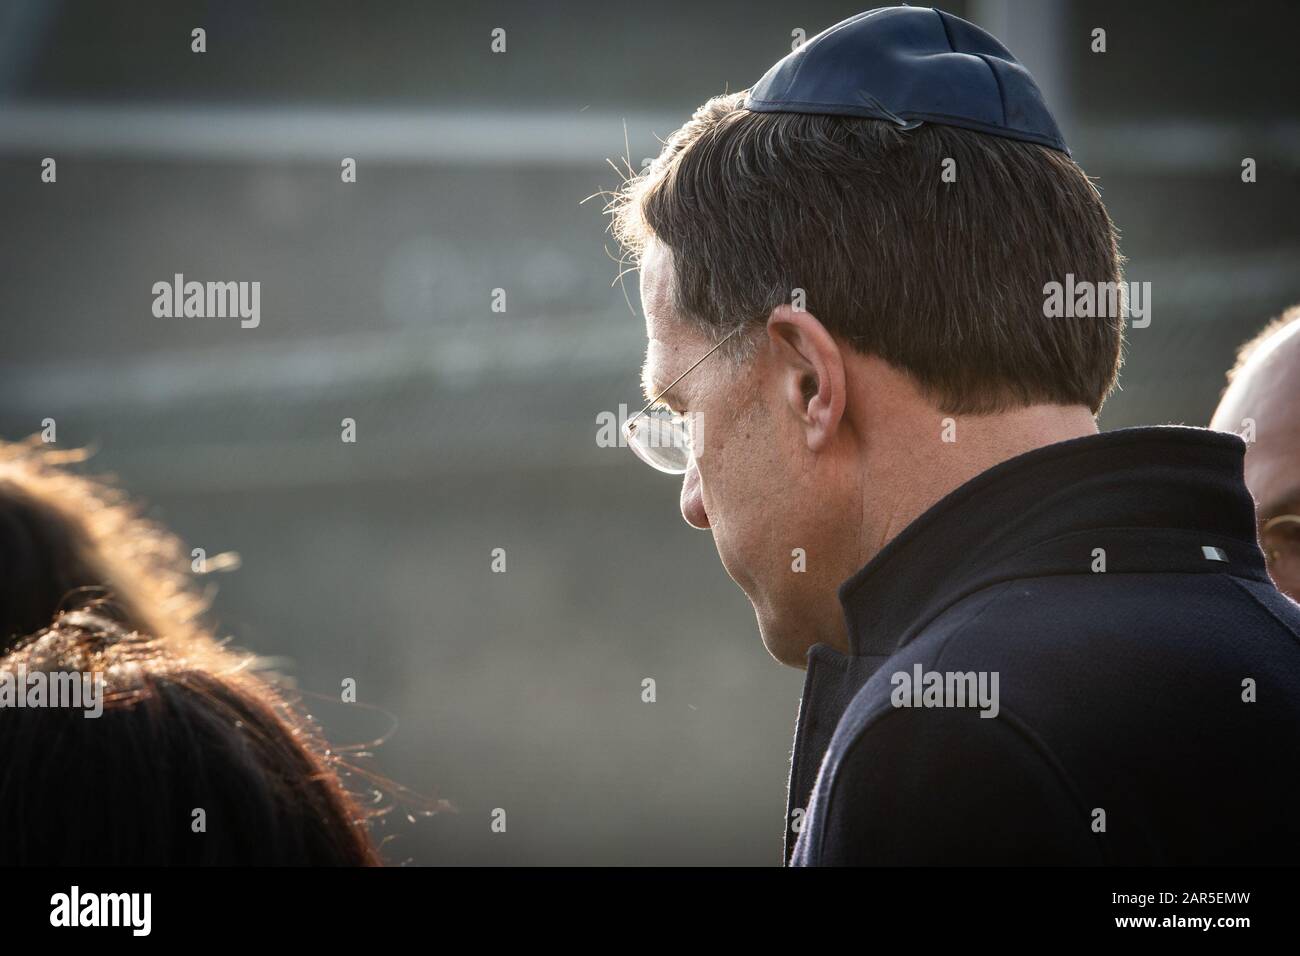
[1262, 514, 1300, 591]
[622, 326, 742, 474]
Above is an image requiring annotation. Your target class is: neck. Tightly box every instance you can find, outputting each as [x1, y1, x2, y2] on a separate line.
[790, 402, 1097, 659]
[859, 402, 1098, 563]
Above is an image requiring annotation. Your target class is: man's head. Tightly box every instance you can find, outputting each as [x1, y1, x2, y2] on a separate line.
[1211, 306, 1300, 600]
[610, 14, 1124, 665]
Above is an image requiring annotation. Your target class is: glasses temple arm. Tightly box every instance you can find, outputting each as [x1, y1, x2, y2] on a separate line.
[630, 325, 742, 420]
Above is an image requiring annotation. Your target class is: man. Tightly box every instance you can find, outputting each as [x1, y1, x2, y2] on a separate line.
[1211, 306, 1300, 602]
[608, 6, 1300, 864]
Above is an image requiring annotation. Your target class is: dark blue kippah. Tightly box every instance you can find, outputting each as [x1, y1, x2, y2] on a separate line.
[745, 6, 1069, 154]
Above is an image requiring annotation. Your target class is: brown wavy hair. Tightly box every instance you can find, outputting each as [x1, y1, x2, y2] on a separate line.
[0, 610, 380, 865]
[0, 437, 383, 864]
[0, 436, 223, 653]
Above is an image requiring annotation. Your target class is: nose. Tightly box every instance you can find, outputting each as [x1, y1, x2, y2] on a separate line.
[679, 463, 710, 529]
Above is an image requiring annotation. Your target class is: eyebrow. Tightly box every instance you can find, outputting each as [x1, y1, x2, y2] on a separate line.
[635, 325, 740, 416]
[639, 362, 682, 410]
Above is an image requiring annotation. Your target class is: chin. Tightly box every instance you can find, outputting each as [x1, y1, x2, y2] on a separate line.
[717, 546, 816, 667]
[754, 608, 813, 669]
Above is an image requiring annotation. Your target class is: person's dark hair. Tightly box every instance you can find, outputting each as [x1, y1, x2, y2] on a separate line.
[609, 92, 1126, 414]
[0, 610, 380, 865]
[0, 437, 223, 654]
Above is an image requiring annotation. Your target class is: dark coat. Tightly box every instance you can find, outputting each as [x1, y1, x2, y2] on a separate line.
[786, 426, 1300, 865]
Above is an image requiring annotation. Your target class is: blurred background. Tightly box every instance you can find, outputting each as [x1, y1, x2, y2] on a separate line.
[0, 0, 1296, 864]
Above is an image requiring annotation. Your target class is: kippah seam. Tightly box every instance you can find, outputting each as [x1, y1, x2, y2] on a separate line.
[974, 53, 1010, 128]
[934, 6, 958, 55]
[934, 7, 1010, 132]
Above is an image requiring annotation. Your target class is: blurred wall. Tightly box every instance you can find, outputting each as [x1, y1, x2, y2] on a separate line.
[0, 0, 1297, 864]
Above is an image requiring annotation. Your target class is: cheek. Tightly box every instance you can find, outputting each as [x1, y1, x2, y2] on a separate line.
[688, 384, 777, 525]
[690, 410, 759, 522]
[681, 412, 729, 529]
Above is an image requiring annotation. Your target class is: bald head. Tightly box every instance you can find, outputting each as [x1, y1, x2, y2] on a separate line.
[1212, 306, 1300, 599]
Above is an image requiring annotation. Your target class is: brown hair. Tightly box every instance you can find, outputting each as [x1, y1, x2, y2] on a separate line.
[0, 610, 381, 865]
[609, 92, 1126, 414]
[0, 437, 223, 654]
[0, 438, 387, 864]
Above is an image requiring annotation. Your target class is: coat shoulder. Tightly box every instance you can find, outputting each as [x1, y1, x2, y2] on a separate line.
[796, 571, 1300, 865]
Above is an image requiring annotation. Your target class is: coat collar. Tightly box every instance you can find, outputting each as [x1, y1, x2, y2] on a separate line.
[784, 426, 1270, 861]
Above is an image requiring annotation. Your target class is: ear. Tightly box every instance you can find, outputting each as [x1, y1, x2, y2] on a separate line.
[765, 304, 847, 452]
